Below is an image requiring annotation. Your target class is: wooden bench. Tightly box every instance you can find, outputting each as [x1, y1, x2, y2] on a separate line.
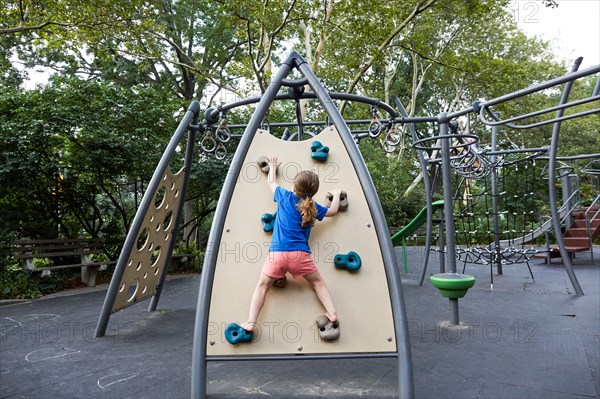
[13, 238, 115, 287]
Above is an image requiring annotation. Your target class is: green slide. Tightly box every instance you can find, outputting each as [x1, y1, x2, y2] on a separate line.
[391, 200, 445, 272]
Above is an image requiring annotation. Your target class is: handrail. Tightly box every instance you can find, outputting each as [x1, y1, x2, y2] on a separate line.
[585, 194, 600, 237]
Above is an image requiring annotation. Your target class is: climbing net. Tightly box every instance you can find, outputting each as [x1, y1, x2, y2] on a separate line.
[453, 151, 548, 271]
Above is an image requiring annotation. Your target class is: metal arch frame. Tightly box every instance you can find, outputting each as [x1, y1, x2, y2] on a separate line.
[391, 96, 444, 286]
[191, 52, 414, 399]
[95, 102, 201, 338]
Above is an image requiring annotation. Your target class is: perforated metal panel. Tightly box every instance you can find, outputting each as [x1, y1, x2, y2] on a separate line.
[111, 166, 185, 312]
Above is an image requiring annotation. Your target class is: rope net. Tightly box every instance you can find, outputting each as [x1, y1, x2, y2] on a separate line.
[452, 155, 549, 267]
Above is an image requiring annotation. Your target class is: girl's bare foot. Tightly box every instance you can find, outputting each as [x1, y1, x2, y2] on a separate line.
[325, 313, 337, 323]
[242, 321, 256, 332]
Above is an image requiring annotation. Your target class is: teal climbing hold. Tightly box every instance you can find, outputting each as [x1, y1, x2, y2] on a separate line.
[334, 251, 362, 271]
[224, 323, 253, 344]
[311, 141, 329, 161]
[261, 211, 277, 233]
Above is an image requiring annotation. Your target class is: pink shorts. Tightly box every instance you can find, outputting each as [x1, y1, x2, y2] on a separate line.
[262, 251, 318, 279]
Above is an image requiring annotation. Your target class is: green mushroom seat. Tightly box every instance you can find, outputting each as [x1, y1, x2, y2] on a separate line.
[430, 273, 476, 299]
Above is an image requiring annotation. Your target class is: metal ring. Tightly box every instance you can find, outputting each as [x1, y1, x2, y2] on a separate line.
[540, 163, 574, 180]
[368, 120, 382, 138]
[581, 159, 600, 175]
[200, 134, 217, 153]
[216, 127, 231, 143]
[412, 134, 480, 151]
[214, 143, 227, 160]
[384, 129, 402, 146]
[382, 142, 397, 154]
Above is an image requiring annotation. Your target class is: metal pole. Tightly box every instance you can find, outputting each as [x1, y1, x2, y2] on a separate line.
[190, 61, 294, 399]
[95, 102, 200, 338]
[392, 96, 435, 287]
[548, 59, 584, 296]
[561, 173, 574, 228]
[296, 54, 414, 399]
[439, 113, 460, 324]
[148, 116, 199, 312]
[439, 217, 445, 273]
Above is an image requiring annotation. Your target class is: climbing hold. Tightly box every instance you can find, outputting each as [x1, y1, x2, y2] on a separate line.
[325, 190, 348, 211]
[334, 251, 362, 271]
[273, 276, 287, 288]
[261, 211, 277, 233]
[429, 273, 476, 299]
[224, 323, 253, 344]
[310, 141, 329, 161]
[316, 315, 340, 341]
[256, 156, 270, 173]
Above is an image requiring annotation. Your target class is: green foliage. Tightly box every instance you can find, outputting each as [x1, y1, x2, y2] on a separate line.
[2, 0, 593, 299]
[360, 140, 425, 228]
[33, 257, 53, 268]
[0, 270, 41, 299]
[172, 242, 204, 273]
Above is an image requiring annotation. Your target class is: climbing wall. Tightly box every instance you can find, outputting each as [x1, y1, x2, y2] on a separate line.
[111, 166, 185, 312]
[207, 126, 396, 355]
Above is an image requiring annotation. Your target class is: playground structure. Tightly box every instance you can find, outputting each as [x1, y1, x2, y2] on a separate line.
[92, 53, 599, 398]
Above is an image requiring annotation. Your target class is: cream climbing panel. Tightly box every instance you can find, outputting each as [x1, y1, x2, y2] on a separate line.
[207, 127, 396, 356]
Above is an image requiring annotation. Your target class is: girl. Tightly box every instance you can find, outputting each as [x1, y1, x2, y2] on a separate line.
[242, 154, 342, 339]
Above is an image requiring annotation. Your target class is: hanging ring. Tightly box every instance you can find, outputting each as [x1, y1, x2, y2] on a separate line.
[368, 118, 383, 138]
[385, 127, 402, 146]
[200, 134, 217, 153]
[382, 142, 397, 154]
[214, 143, 227, 160]
[216, 126, 231, 143]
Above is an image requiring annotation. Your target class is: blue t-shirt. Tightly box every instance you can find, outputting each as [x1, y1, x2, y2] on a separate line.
[270, 186, 328, 253]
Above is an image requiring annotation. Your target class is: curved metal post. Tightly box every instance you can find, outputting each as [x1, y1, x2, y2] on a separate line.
[392, 96, 436, 286]
[191, 61, 293, 397]
[548, 59, 584, 296]
[95, 101, 200, 338]
[148, 117, 198, 312]
[297, 56, 414, 399]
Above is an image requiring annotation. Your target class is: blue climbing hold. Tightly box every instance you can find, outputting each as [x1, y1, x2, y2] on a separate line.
[261, 211, 277, 233]
[224, 323, 253, 344]
[334, 251, 362, 271]
[310, 141, 329, 161]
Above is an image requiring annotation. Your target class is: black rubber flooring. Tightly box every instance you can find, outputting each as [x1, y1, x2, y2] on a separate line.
[1, 246, 598, 398]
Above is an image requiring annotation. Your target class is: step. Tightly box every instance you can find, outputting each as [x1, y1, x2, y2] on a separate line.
[564, 246, 590, 253]
[565, 227, 594, 238]
[562, 237, 590, 249]
[570, 219, 600, 229]
[572, 210, 600, 220]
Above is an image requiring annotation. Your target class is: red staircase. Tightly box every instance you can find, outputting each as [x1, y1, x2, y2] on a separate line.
[562, 205, 600, 253]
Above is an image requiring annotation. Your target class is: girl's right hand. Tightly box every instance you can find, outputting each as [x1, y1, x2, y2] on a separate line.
[267, 154, 280, 167]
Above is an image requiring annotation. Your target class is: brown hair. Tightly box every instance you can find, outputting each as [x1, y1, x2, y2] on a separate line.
[294, 170, 320, 227]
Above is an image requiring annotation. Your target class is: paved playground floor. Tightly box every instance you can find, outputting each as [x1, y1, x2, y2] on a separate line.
[1, 246, 598, 398]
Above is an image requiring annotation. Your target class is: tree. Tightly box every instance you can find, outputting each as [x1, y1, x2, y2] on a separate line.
[0, 77, 182, 246]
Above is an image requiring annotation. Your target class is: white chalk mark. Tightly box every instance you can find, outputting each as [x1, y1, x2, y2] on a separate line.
[25, 347, 80, 363]
[97, 373, 139, 389]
